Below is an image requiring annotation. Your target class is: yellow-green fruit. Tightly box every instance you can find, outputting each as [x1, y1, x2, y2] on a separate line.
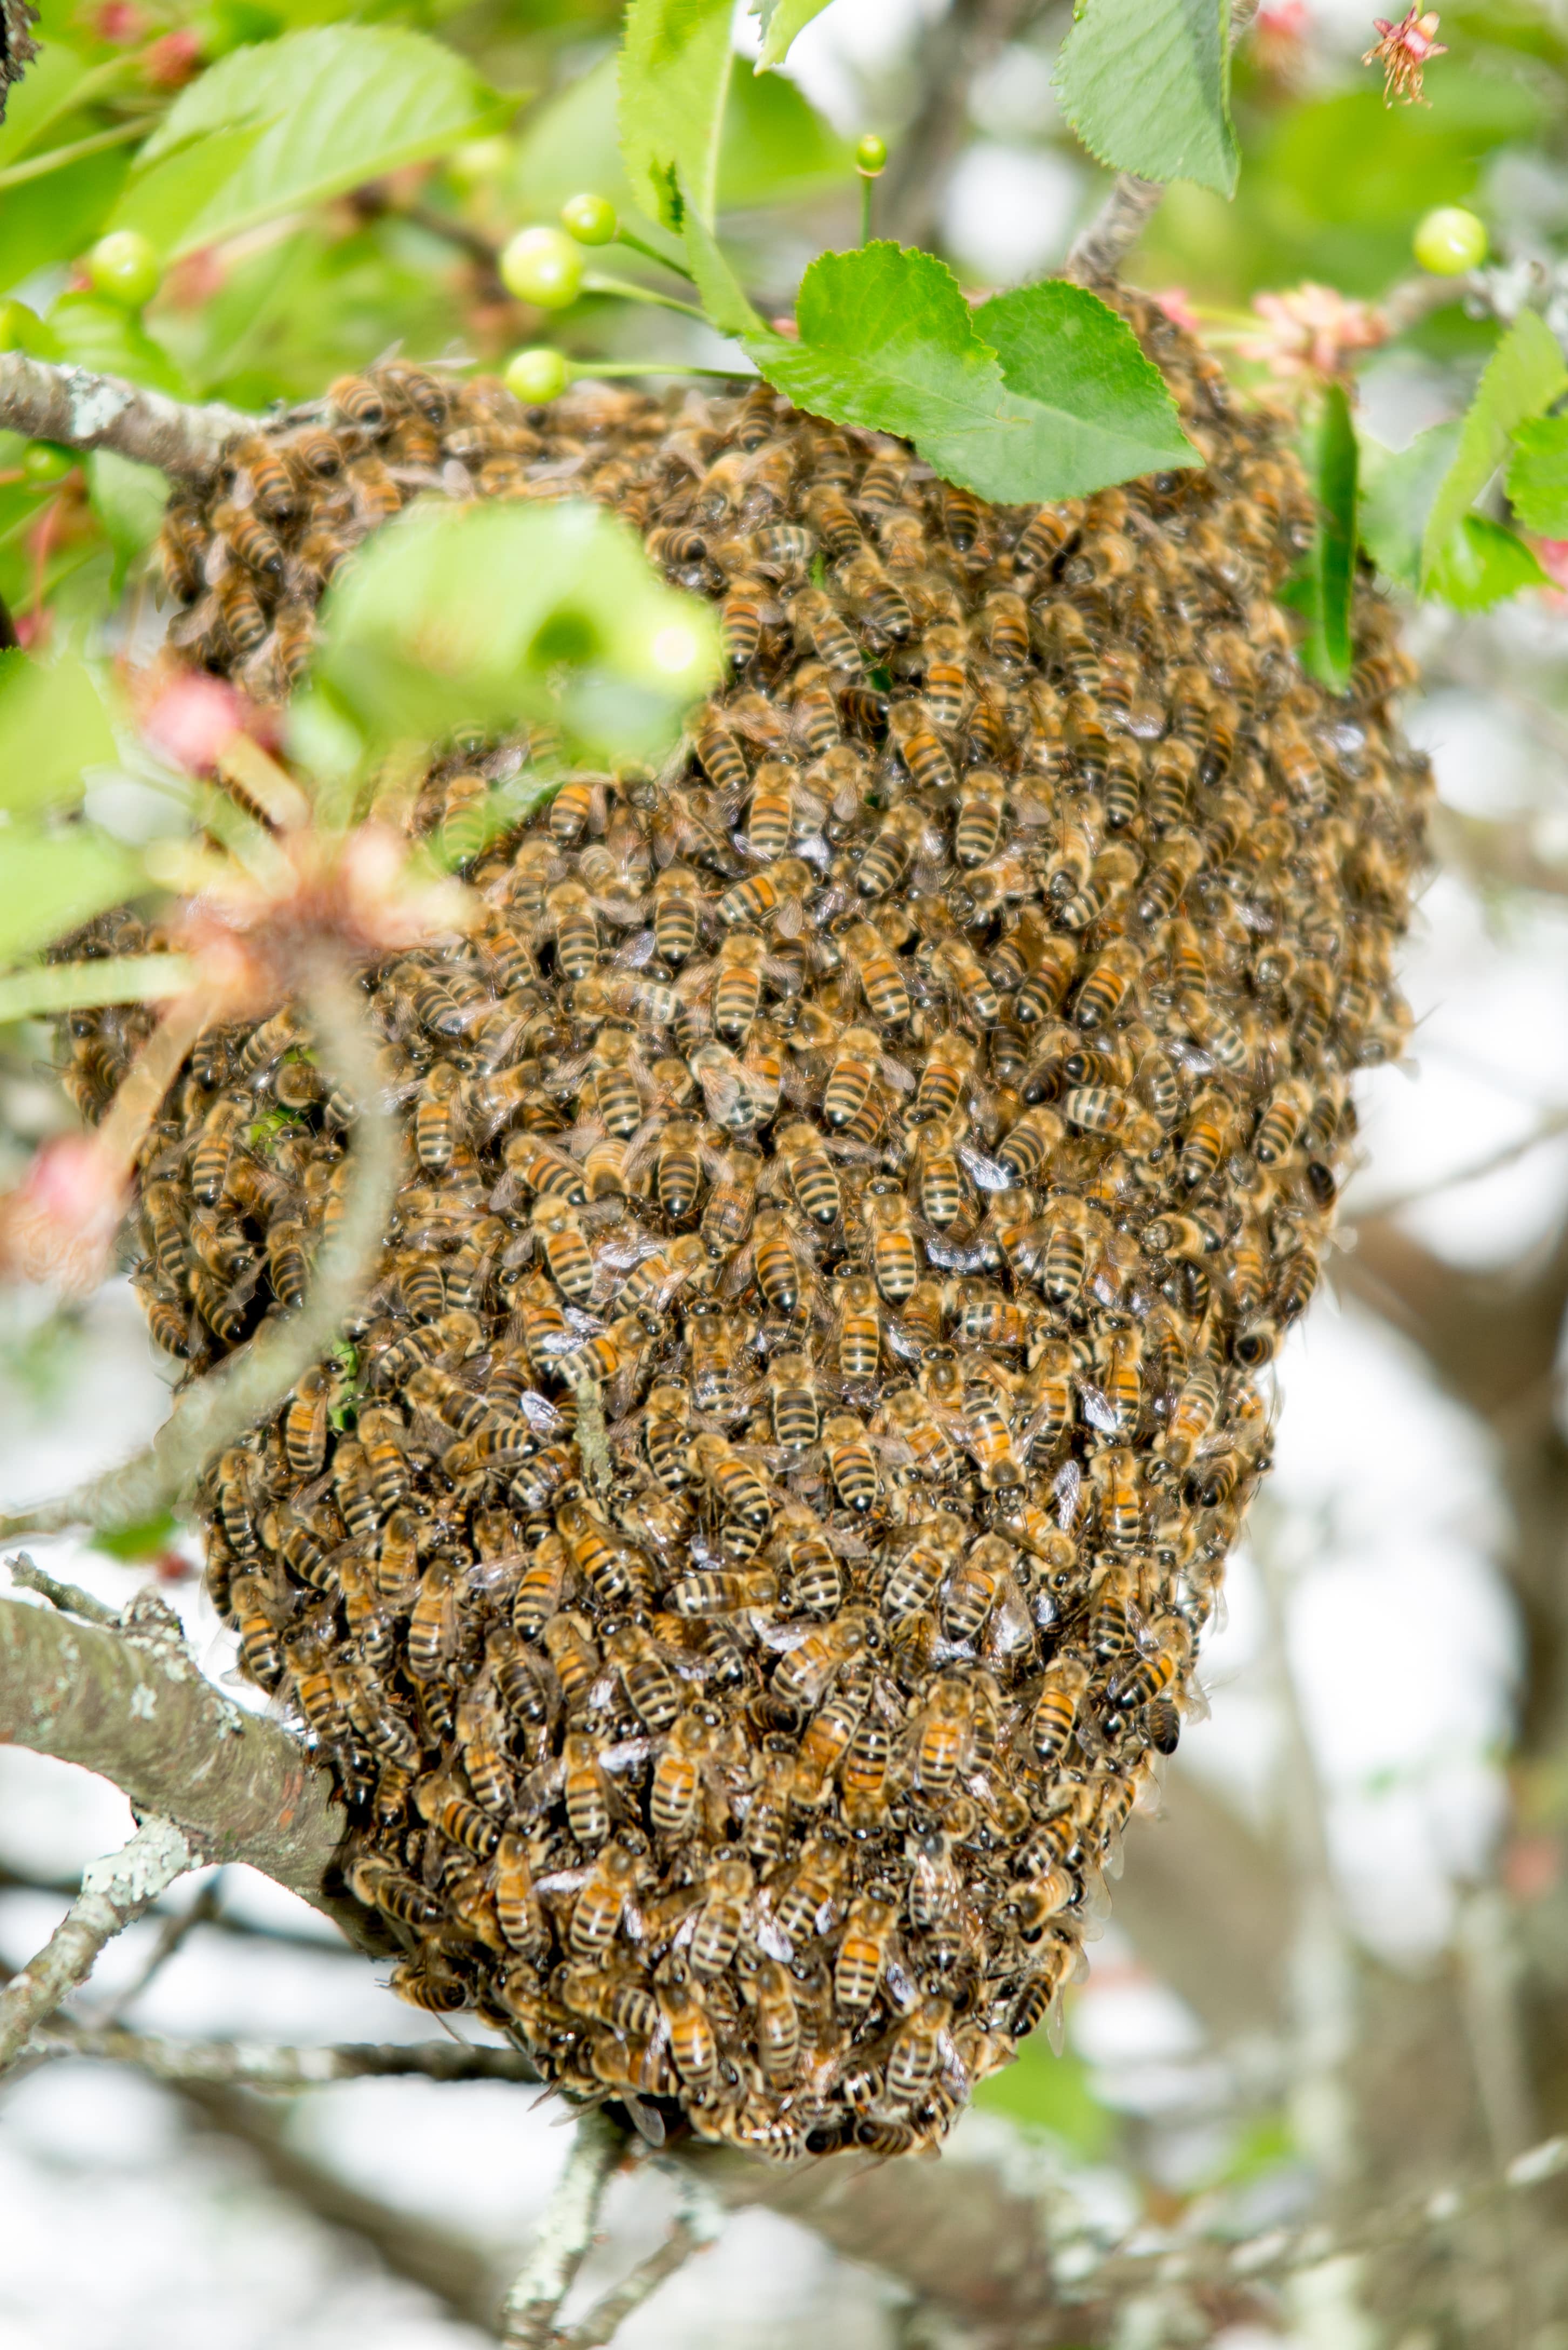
[498, 225, 583, 309]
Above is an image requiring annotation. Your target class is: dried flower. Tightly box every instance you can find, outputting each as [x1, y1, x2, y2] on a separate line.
[1363, 5, 1447, 105]
[1237, 282, 1388, 379]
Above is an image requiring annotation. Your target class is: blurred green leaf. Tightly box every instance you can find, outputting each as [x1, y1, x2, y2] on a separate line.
[48, 289, 188, 396]
[1263, 78, 1542, 232]
[1296, 381, 1357, 690]
[0, 650, 118, 818]
[1428, 511, 1549, 607]
[315, 497, 721, 756]
[1056, 0, 1236, 197]
[685, 227, 1194, 501]
[0, 952, 193, 1022]
[0, 143, 131, 296]
[1422, 310, 1565, 588]
[1506, 411, 1568, 535]
[619, 0, 735, 231]
[0, 822, 140, 961]
[752, 0, 833, 73]
[1359, 420, 1458, 589]
[86, 450, 171, 587]
[90, 1509, 180, 1560]
[515, 47, 847, 232]
[0, 43, 94, 167]
[973, 2030, 1113, 2156]
[721, 66, 851, 204]
[110, 28, 504, 260]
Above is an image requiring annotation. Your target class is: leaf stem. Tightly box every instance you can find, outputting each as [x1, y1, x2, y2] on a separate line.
[580, 271, 711, 323]
[0, 118, 148, 194]
[860, 173, 874, 247]
[613, 226, 699, 284]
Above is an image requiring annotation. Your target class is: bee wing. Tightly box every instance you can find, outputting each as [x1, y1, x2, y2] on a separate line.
[599, 1735, 654, 1773]
[614, 927, 659, 970]
[956, 1143, 1014, 1192]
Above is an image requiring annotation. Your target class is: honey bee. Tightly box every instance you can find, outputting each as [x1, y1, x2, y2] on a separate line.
[569, 1840, 644, 1957]
[887, 700, 956, 797]
[687, 1433, 775, 1532]
[834, 1275, 882, 1388]
[1031, 1653, 1089, 1766]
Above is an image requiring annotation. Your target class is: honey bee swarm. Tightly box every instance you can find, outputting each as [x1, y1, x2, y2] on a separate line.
[70, 294, 1429, 2163]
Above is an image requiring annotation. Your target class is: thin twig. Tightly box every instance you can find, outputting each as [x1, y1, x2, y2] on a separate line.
[0, 350, 248, 480]
[0, 1859, 362, 1956]
[94, 1872, 226, 2027]
[1350, 1104, 1568, 1223]
[561, 2172, 723, 2350]
[575, 1377, 611, 1504]
[0, 961, 398, 1542]
[29, 2022, 539, 2089]
[499, 2109, 629, 2349]
[5, 1550, 120, 1625]
[0, 1815, 201, 2072]
[878, 0, 1042, 248]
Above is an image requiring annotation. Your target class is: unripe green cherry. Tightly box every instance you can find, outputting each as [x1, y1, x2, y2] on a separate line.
[22, 441, 74, 482]
[505, 346, 569, 404]
[1414, 206, 1488, 275]
[855, 133, 888, 177]
[561, 192, 618, 246]
[86, 229, 162, 308]
[498, 225, 584, 310]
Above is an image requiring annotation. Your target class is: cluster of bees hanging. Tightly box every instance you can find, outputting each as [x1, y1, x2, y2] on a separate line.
[66, 288, 1429, 2162]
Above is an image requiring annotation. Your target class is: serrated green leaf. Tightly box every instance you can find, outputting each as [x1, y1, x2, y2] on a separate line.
[0, 649, 118, 819]
[110, 28, 502, 261]
[971, 281, 1197, 493]
[1505, 411, 1568, 536]
[0, 824, 140, 961]
[619, 0, 735, 232]
[1297, 381, 1357, 690]
[1055, 0, 1236, 197]
[0, 952, 193, 1023]
[1427, 512, 1549, 610]
[753, 0, 834, 72]
[317, 497, 720, 758]
[684, 228, 1194, 502]
[1421, 312, 1566, 588]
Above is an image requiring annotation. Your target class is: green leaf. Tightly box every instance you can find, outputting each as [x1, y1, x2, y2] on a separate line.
[0, 42, 91, 168]
[973, 2031, 1113, 2157]
[1421, 311, 1566, 589]
[1055, 0, 1236, 197]
[1358, 421, 1458, 590]
[0, 824, 140, 962]
[684, 228, 1195, 502]
[1427, 513, 1549, 610]
[0, 649, 118, 819]
[619, 0, 734, 233]
[753, 0, 834, 72]
[87, 450, 171, 589]
[1297, 381, 1357, 690]
[1505, 412, 1568, 536]
[0, 143, 131, 296]
[110, 28, 503, 261]
[0, 952, 193, 1023]
[1262, 79, 1543, 235]
[48, 290, 188, 397]
[971, 281, 1197, 494]
[90, 1510, 181, 1561]
[316, 498, 721, 758]
[721, 64, 851, 204]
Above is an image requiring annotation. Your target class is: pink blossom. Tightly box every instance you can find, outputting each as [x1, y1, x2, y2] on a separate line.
[0, 1135, 129, 1295]
[140, 673, 244, 774]
[1237, 282, 1387, 379]
[143, 26, 203, 85]
[1155, 288, 1200, 334]
[91, 1, 147, 40]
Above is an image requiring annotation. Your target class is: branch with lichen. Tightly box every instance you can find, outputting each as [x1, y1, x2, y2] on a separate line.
[0, 351, 249, 478]
[0, 1815, 202, 2071]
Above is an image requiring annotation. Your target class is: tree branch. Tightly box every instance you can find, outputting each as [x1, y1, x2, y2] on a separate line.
[0, 1589, 357, 1928]
[0, 1814, 200, 2070]
[0, 351, 248, 480]
[0, 961, 398, 1543]
[29, 2023, 539, 2089]
[561, 2174, 722, 2350]
[1064, 176, 1165, 283]
[500, 2110, 629, 2349]
[878, 0, 1042, 249]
